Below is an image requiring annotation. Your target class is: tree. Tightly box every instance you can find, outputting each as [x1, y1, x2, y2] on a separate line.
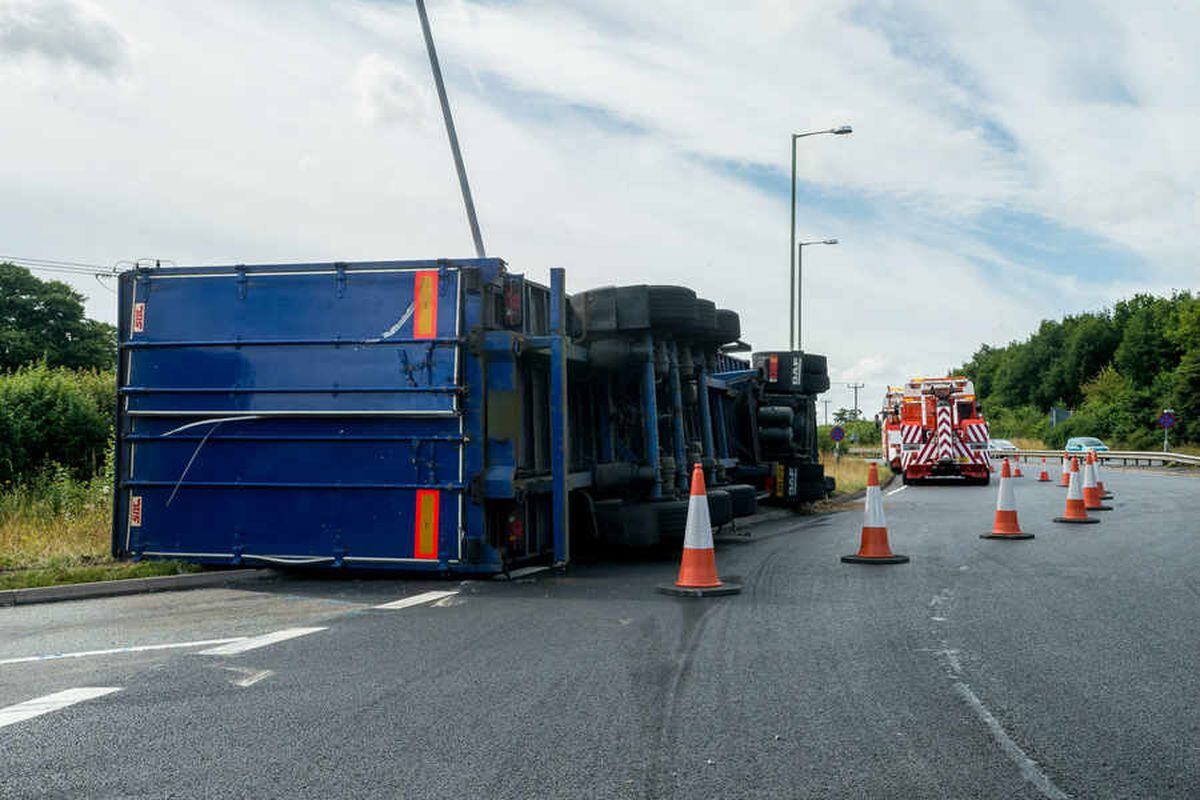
[832, 407, 861, 424]
[0, 263, 116, 371]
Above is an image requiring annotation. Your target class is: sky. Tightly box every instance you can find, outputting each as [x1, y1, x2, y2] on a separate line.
[1, 0, 1197, 416]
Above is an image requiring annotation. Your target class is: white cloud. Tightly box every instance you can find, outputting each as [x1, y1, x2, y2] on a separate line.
[0, 0, 1195, 415]
[353, 53, 435, 130]
[0, 0, 127, 75]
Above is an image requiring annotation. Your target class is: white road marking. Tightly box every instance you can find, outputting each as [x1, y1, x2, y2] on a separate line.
[0, 687, 122, 729]
[223, 666, 274, 687]
[374, 590, 459, 610]
[886, 485, 907, 496]
[198, 627, 326, 656]
[0, 638, 247, 667]
[953, 681, 1070, 799]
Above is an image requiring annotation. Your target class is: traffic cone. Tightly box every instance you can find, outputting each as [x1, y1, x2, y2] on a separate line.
[1013, 458, 1024, 478]
[1093, 451, 1113, 498]
[842, 463, 909, 564]
[1058, 454, 1071, 487]
[982, 459, 1034, 539]
[1053, 457, 1100, 524]
[1083, 451, 1112, 511]
[657, 464, 742, 597]
[1036, 457, 1051, 482]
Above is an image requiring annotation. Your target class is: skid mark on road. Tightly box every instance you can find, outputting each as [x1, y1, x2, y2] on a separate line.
[0, 687, 121, 729]
[199, 627, 326, 656]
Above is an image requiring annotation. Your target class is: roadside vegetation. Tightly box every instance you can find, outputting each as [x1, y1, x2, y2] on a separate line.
[819, 453, 885, 496]
[957, 292, 1200, 450]
[0, 264, 190, 590]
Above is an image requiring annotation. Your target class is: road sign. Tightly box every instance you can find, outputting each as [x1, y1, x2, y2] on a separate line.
[1158, 411, 1177, 429]
[831, 425, 845, 442]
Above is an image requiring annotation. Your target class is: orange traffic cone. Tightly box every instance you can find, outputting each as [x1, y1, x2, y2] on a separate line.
[1058, 454, 1071, 487]
[1083, 451, 1112, 511]
[982, 459, 1034, 539]
[1093, 451, 1113, 498]
[657, 464, 742, 596]
[1012, 457, 1024, 478]
[1053, 457, 1099, 525]
[1036, 457, 1051, 482]
[842, 463, 909, 564]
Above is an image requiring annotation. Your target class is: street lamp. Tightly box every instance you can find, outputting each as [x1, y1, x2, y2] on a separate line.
[790, 125, 851, 350]
[796, 238, 838, 350]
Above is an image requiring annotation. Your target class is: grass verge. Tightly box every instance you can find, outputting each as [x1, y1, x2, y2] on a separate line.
[0, 470, 196, 591]
[820, 453, 885, 496]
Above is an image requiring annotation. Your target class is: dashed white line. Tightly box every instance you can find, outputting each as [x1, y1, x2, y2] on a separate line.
[198, 627, 326, 656]
[374, 590, 459, 610]
[222, 666, 275, 687]
[887, 485, 908, 496]
[0, 638, 248, 666]
[0, 687, 122, 729]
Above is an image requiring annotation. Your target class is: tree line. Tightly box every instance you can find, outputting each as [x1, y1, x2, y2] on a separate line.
[0, 263, 116, 484]
[956, 292, 1200, 449]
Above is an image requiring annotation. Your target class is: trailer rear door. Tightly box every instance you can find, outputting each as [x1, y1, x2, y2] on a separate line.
[115, 262, 465, 568]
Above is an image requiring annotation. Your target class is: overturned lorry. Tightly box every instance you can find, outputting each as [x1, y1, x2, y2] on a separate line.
[112, 258, 830, 574]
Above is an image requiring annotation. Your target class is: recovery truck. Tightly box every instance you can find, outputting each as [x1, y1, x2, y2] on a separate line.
[878, 386, 904, 473]
[897, 376, 991, 485]
[112, 259, 830, 575]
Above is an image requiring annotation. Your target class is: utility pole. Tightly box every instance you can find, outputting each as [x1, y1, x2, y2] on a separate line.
[415, 0, 486, 258]
[846, 382, 865, 420]
[822, 399, 831, 425]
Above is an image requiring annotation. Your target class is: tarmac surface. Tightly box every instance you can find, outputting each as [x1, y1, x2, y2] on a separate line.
[1, 467, 1198, 798]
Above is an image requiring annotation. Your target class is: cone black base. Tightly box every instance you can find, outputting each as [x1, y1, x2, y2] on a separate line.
[1102, 493, 1114, 499]
[840, 554, 909, 564]
[980, 532, 1035, 540]
[1087, 505, 1113, 511]
[1053, 517, 1100, 524]
[656, 582, 742, 597]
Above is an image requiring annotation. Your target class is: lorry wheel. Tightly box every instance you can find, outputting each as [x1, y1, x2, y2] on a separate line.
[801, 372, 831, 394]
[707, 489, 733, 528]
[758, 405, 794, 426]
[614, 502, 661, 548]
[726, 484, 758, 517]
[654, 500, 690, 543]
[646, 286, 697, 331]
[802, 353, 827, 375]
[714, 309, 741, 344]
[691, 298, 717, 335]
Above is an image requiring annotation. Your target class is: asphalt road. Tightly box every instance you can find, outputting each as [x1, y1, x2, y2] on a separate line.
[2, 467, 1198, 799]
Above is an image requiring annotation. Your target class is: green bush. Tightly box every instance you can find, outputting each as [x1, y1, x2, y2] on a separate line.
[817, 420, 880, 452]
[0, 364, 115, 485]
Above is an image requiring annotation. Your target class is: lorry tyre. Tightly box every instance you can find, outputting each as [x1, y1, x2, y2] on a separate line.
[714, 309, 741, 344]
[726, 484, 758, 517]
[758, 426, 793, 445]
[758, 406, 794, 427]
[791, 463, 827, 502]
[802, 353, 827, 376]
[654, 500, 691, 543]
[707, 489, 733, 528]
[646, 286, 697, 331]
[692, 298, 717, 334]
[801, 371, 830, 394]
[616, 502, 662, 548]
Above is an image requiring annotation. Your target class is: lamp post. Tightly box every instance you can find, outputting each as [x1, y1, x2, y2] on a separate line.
[790, 125, 851, 350]
[796, 238, 837, 350]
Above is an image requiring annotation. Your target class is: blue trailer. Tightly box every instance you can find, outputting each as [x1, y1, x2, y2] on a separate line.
[113, 258, 829, 574]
